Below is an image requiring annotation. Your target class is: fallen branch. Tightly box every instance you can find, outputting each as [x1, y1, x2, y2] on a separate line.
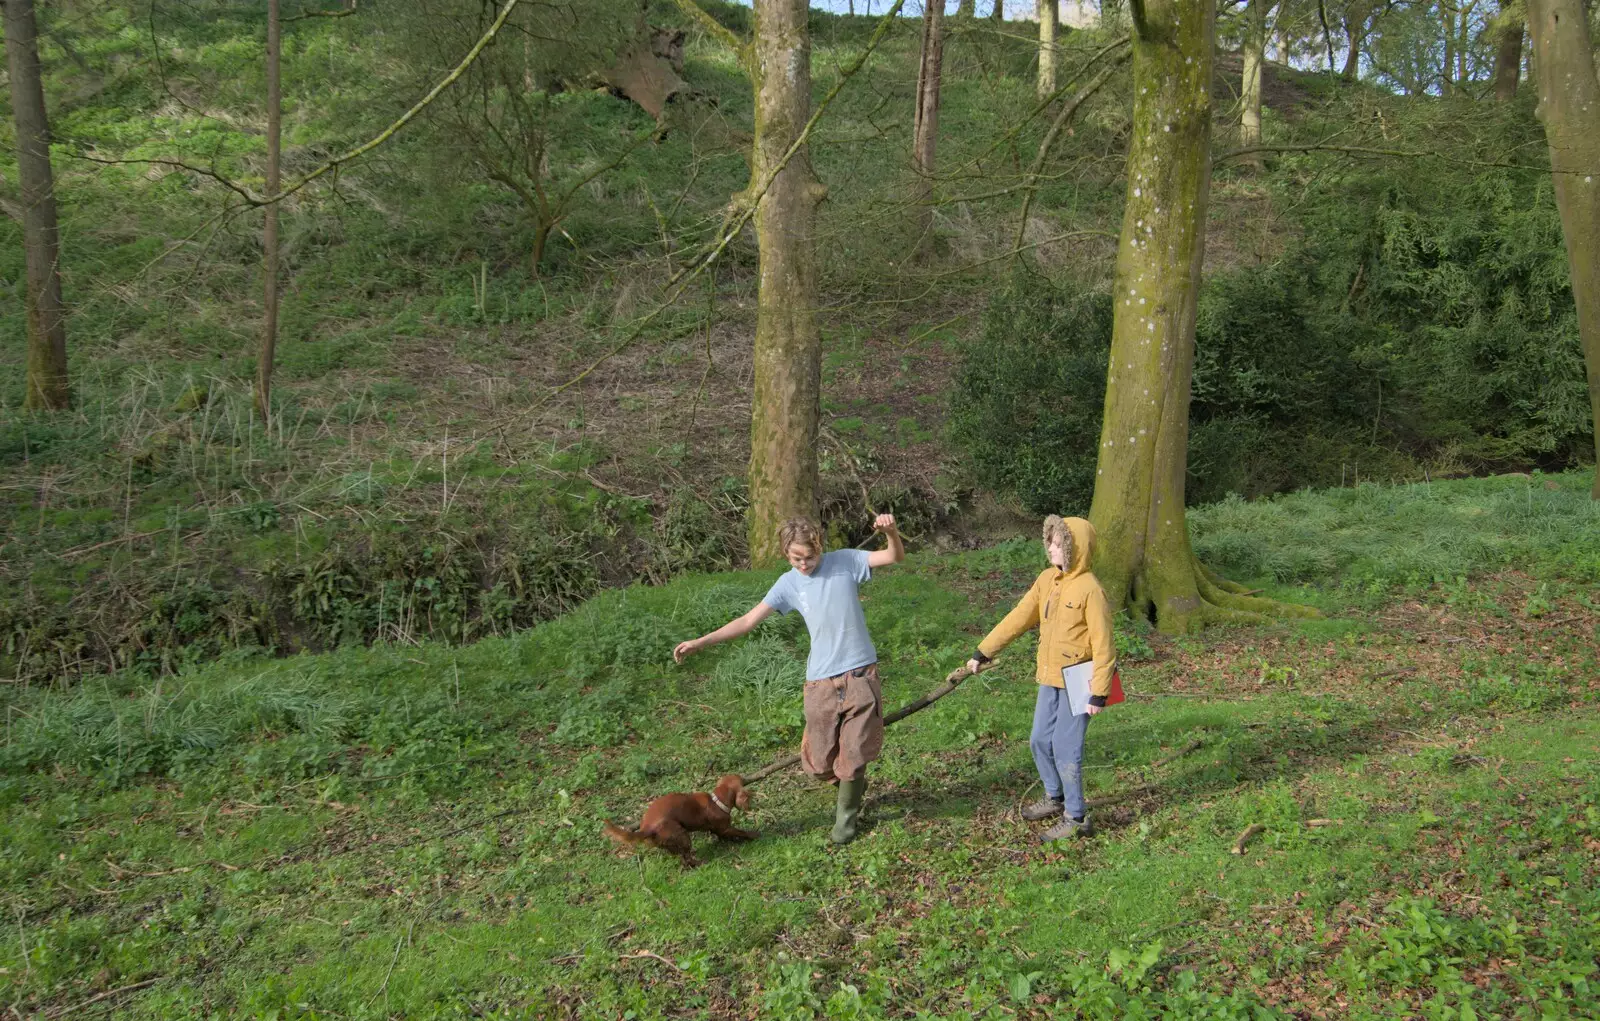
[620, 949, 685, 972]
[1149, 738, 1204, 770]
[1369, 666, 1417, 681]
[1305, 818, 1343, 827]
[46, 977, 163, 1018]
[1086, 782, 1156, 809]
[1231, 823, 1266, 855]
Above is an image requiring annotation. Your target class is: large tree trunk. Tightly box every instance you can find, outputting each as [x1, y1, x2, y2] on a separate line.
[991, 0, 1004, 22]
[256, 0, 282, 424]
[1492, 0, 1523, 100]
[956, 0, 975, 17]
[1037, 0, 1057, 97]
[746, 0, 826, 563]
[1527, 0, 1600, 500]
[1240, 0, 1268, 168]
[912, 0, 945, 255]
[1088, 0, 1313, 630]
[4, 0, 70, 410]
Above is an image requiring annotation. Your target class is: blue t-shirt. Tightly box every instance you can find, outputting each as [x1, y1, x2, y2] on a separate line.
[761, 549, 877, 681]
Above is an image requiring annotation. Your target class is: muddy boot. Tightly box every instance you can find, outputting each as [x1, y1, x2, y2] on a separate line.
[1021, 796, 1065, 822]
[830, 777, 867, 845]
[1040, 813, 1094, 842]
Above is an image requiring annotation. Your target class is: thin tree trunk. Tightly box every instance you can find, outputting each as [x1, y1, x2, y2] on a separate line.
[746, 0, 826, 563]
[1037, 0, 1057, 97]
[1492, 0, 1523, 99]
[1341, 4, 1364, 78]
[256, 0, 282, 425]
[912, 0, 945, 255]
[1441, 1, 1456, 94]
[4, 0, 70, 410]
[1455, 2, 1470, 86]
[1241, 0, 1268, 168]
[1527, 0, 1600, 499]
[1088, 0, 1315, 630]
[991, 0, 1004, 22]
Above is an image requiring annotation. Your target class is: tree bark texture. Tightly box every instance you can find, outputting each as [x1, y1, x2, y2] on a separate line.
[991, 0, 1004, 22]
[746, 0, 827, 562]
[256, 0, 282, 424]
[1340, 0, 1369, 79]
[4, 0, 71, 410]
[1492, 0, 1523, 99]
[956, 0, 975, 17]
[1037, 0, 1058, 97]
[1089, 0, 1314, 630]
[1240, 0, 1268, 168]
[1527, 0, 1600, 499]
[912, 0, 945, 254]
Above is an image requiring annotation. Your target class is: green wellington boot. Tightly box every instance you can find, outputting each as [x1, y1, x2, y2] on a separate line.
[830, 777, 867, 845]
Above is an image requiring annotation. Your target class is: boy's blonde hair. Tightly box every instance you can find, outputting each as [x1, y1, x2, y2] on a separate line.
[778, 517, 824, 555]
[1042, 514, 1074, 563]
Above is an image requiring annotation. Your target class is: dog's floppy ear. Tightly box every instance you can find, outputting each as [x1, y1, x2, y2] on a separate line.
[718, 773, 749, 810]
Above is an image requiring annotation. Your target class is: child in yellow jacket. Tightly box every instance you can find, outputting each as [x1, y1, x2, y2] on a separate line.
[967, 515, 1116, 841]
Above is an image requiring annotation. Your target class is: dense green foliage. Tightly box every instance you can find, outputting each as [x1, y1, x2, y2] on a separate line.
[950, 102, 1590, 512]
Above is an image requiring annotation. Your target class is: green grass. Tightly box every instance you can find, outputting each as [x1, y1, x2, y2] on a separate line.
[2, 473, 1597, 1018]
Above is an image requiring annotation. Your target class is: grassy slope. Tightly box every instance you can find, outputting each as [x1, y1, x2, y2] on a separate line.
[1, 471, 1597, 1018]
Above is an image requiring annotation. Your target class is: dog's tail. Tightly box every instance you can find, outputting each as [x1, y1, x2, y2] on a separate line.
[603, 820, 647, 847]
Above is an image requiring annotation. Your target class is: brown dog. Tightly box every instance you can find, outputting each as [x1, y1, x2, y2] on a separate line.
[603, 774, 758, 867]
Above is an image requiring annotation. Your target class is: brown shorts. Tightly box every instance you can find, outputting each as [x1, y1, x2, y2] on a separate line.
[800, 663, 884, 782]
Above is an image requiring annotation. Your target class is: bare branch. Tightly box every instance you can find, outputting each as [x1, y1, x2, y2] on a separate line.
[68, 152, 260, 203]
[1011, 51, 1129, 263]
[672, 0, 749, 66]
[284, 2, 357, 22]
[1316, 0, 1338, 72]
[1213, 141, 1560, 174]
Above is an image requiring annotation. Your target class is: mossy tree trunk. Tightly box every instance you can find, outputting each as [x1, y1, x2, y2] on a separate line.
[256, 0, 282, 425]
[4, 0, 70, 410]
[746, 0, 827, 563]
[912, 0, 945, 255]
[1037, 0, 1058, 97]
[956, 0, 975, 18]
[1528, 0, 1600, 499]
[991, 0, 1004, 21]
[1492, 0, 1523, 100]
[1240, 0, 1270, 168]
[1088, 0, 1315, 631]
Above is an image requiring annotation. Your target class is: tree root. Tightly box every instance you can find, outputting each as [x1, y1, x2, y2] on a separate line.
[1194, 556, 1320, 621]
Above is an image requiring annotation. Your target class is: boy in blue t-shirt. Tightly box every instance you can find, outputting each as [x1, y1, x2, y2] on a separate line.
[674, 514, 904, 844]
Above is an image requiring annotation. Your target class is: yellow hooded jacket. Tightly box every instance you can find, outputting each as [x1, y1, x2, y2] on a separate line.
[976, 517, 1117, 697]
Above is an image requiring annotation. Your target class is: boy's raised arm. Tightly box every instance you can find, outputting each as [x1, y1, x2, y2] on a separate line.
[865, 513, 904, 568]
[674, 602, 775, 663]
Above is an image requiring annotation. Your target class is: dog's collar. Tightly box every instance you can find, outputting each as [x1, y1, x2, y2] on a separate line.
[710, 790, 734, 814]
